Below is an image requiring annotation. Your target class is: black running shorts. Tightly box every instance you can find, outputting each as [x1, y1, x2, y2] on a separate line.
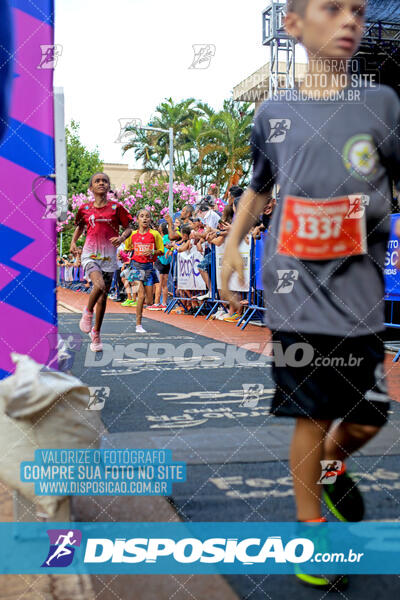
[155, 258, 171, 275]
[270, 331, 390, 426]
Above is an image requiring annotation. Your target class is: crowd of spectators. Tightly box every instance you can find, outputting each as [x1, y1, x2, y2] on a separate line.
[58, 186, 275, 321]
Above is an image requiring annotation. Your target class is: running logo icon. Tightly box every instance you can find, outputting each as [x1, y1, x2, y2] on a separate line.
[266, 119, 291, 143]
[274, 270, 299, 294]
[241, 384, 264, 408]
[115, 118, 142, 143]
[42, 530, 82, 568]
[45, 333, 83, 372]
[345, 194, 370, 219]
[87, 386, 110, 410]
[318, 461, 343, 484]
[43, 195, 68, 221]
[189, 44, 216, 69]
[38, 44, 63, 69]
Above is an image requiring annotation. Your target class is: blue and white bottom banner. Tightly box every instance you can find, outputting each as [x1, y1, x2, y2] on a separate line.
[3, 522, 400, 574]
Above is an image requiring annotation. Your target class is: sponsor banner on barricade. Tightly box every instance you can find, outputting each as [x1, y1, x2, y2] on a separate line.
[64, 266, 73, 281]
[216, 239, 251, 292]
[2, 522, 400, 574]
[177, 247, 206, 291]
[385, 213, 400, 301]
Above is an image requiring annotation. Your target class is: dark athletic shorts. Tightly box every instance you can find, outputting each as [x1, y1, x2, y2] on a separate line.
[270, 331, 390, 426]
[155, 258, 171, 275]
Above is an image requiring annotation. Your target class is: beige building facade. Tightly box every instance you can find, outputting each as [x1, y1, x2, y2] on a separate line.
[102, 163, 164, 190]
[233, 61, 307, 111]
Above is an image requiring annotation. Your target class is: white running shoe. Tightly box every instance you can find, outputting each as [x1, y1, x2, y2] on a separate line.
[136, 325, 146, 333]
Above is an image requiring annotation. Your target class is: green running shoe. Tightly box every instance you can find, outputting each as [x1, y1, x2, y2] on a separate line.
[294, 521, 349, 591]
[295, 569, 349, 590]
[323, 471, 364, 522]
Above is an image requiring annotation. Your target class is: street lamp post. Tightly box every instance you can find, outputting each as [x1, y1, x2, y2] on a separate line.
[139, 125, 174, 217]
[168, 127, 174, 217]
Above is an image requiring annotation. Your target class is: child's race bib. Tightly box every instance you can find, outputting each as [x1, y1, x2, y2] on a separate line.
[134, 242, 155, 256]
[277, 195, 368, 260]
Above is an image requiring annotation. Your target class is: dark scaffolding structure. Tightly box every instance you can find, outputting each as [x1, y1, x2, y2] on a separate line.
[358, 0, 400, 96]
[262, 0, 400, 96]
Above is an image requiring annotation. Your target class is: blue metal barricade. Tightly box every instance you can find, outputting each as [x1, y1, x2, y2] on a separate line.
[56, 220, 400, 351]
[236, 234, 268, 330]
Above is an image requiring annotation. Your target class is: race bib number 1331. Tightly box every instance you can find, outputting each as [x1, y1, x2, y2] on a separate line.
[277, 195, 367, 260]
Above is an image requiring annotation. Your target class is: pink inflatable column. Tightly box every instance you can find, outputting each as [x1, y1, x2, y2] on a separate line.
[0, 0, 57, 378]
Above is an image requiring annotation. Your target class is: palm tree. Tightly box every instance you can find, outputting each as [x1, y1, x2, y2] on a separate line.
[121, 97, 254, 194]
[122, 126, 162, 172]
[149, 98, 201, 178]
[197, 101, 254, 193]
[122, 98, 201, 179]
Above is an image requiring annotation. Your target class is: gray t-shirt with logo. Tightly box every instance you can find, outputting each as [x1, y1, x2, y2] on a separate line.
[249, 84, 400, 336]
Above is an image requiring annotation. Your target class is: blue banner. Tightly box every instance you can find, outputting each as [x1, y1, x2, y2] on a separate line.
[2, 522, 400, 574]
[384, 213, 400, 301]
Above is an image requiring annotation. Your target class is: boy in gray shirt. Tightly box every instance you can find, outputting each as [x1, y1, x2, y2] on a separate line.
[222, 0, 400, 589]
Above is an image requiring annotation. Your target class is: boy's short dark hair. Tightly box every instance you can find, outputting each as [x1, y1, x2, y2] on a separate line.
[286, 0, 309, 15]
